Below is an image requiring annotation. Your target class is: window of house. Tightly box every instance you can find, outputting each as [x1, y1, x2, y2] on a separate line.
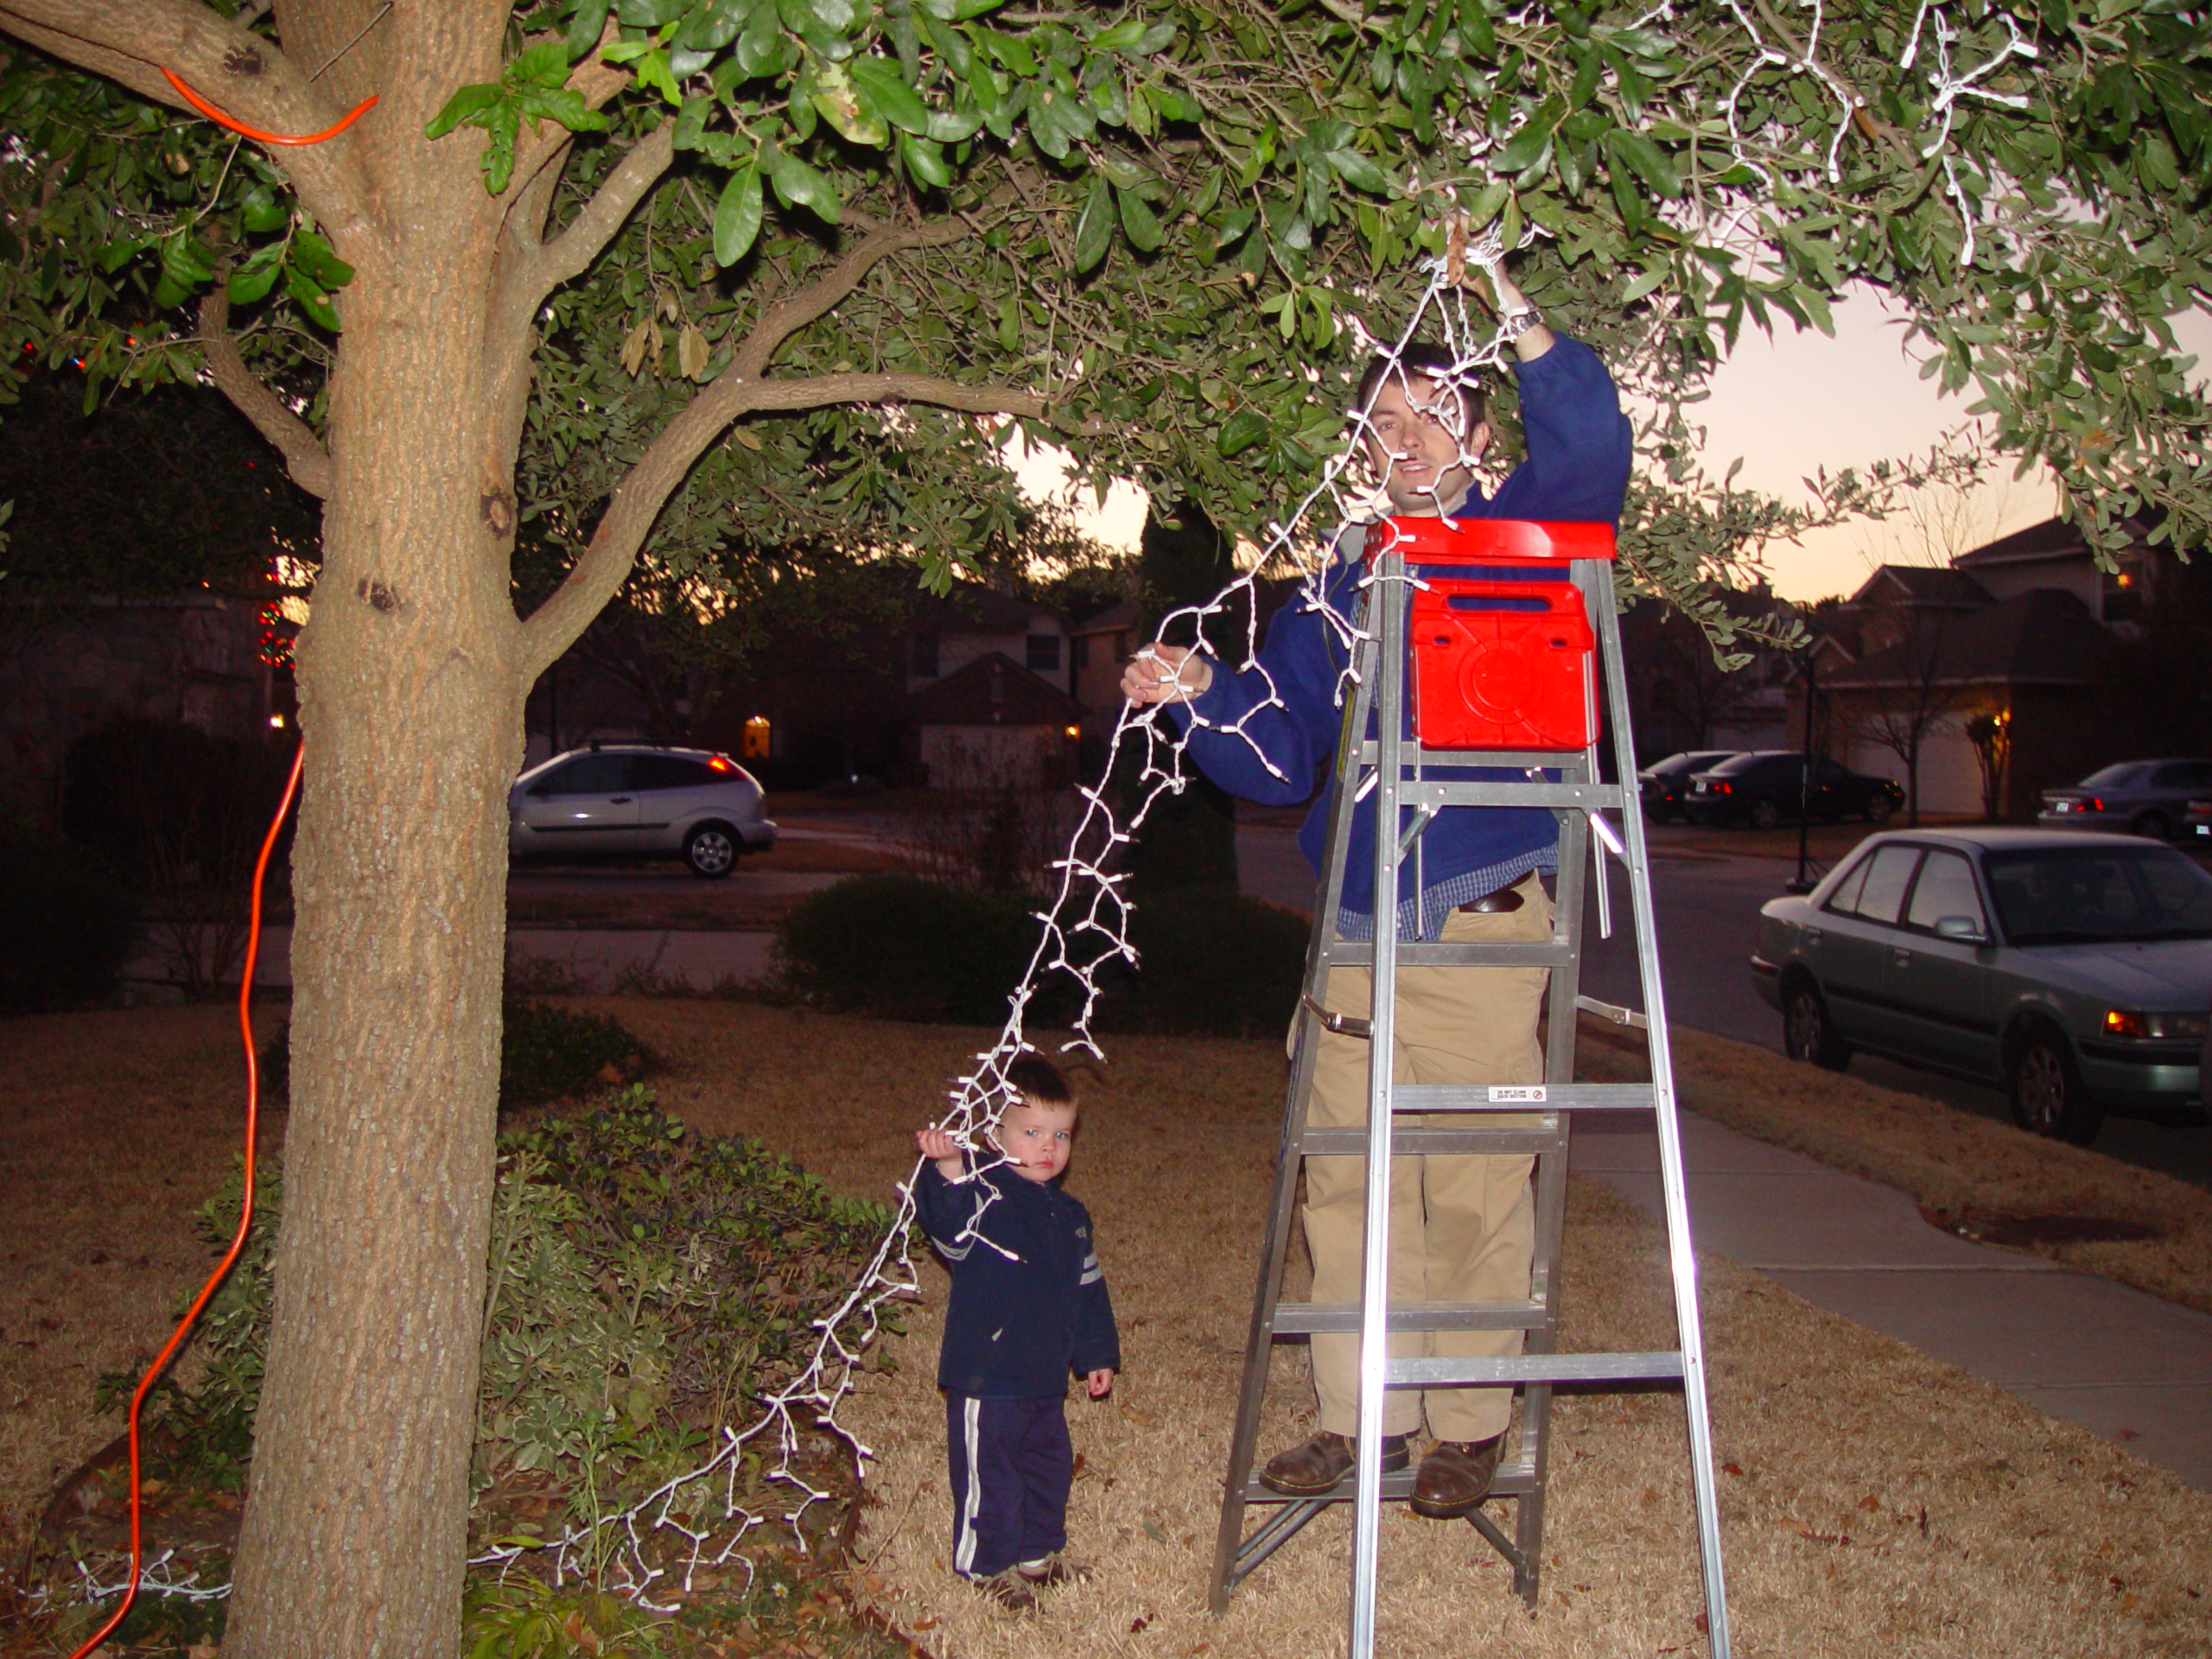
[912, 634, 940, 677]
[1071, 634, 1090, 669]
[1027, 632, 1062, 672]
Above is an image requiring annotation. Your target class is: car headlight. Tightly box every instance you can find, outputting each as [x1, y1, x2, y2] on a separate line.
[2104, 1009, 2211, 1040]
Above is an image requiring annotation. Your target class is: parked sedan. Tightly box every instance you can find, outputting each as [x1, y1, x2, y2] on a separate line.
[510, 746, 776, 878]
[1637, 750, 1740, 822]
[2037, 758, 2212, 841]
[1682, 751, 1903, 830]
[1751, 829, 2212, 1143]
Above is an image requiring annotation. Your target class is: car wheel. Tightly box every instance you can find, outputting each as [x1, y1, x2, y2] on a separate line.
[2007, 1026, 2102, 1144]
[1748, 796, 1783, 831]
[1864, 794, 1895, 823]
[2130, 810, 2171, 841]
[683, 823, 740, 880]
[1783, 981, 1852, 1071]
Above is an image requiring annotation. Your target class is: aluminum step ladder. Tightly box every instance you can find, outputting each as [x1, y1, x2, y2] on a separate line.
[1205, 517, 1731, 1657]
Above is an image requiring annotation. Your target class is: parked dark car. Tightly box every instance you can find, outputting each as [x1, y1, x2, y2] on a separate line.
[1637, 750, 1740, 822]
[1751, 829, 2212, 1143]
[509, 746, 776, 878]
[2037, 758, 2212, 840]
[1682, 751, 1903, 830]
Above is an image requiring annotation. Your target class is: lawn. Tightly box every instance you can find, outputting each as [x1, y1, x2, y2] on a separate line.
[5, 1000, 2208, 1657]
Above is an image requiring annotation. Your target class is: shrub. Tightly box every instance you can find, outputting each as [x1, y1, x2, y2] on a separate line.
[0, 813, 140, 1014]
[1101, 885, 1310, 1038]
[136, 1090, 899, 1549]
[775, 873, 1055, 1024]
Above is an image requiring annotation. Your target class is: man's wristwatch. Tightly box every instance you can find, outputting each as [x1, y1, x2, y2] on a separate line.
[1497, 306, 1542, 343]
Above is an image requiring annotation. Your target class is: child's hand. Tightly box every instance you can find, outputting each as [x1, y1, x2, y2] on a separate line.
[1086, 1368, 1115, 1399]
[916, 1126, 966, 1181]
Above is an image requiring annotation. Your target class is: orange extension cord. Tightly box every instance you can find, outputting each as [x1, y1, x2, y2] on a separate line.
[160, 68, 378, 146]
[68, 741, 303, 1659]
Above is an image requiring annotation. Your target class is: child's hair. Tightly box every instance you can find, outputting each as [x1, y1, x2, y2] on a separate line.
[1003, 1054, 1073, 1111]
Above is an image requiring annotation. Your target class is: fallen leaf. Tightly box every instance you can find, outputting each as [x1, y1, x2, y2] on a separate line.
[1858, 1494, 1881, 1511]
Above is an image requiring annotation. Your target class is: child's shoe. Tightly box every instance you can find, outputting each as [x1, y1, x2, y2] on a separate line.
[1015, 1552, 1088, 1587]
[971, 1567, 1039, 1612]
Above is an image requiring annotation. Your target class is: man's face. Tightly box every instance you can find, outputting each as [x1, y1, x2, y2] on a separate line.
[990, 1100, 1077, 1183]
[1361, 372, 1489, 518]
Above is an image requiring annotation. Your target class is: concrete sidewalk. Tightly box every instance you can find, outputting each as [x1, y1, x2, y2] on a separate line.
[1572, 1109, 2212, 1491]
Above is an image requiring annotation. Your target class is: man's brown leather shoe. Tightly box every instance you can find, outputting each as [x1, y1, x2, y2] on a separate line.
[1410, 1433, 1505, 1518]
[1258, 1429, 1409, 1497]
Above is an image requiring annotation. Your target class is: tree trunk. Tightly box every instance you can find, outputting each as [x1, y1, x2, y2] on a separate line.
[224, 52, 524, 1656]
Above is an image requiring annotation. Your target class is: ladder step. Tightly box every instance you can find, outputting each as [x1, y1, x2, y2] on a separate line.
[1388, 1351, 1686, 1388]
[1241, 1446, 1539, 1507]
[1301, 1126, 1567, 1156]
[1273, 1298, 1546, 1336]
[1384, 1082, 1657, 1113]
[1356, 774, 1632, 812]
[1324, 939, 1575, 969]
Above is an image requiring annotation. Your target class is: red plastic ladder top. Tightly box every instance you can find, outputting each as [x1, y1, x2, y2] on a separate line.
[1366, 515, 1616, 566]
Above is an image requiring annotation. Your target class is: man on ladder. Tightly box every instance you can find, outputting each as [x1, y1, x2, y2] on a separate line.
[1122, 268, 1631, 1520]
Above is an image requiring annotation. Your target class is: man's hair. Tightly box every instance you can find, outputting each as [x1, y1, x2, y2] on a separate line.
[1004, 1054, 1074, 1111]
[1354, 340, 1486, 434]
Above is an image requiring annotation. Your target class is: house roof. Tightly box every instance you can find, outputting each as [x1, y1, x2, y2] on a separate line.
[1955, 511, 2162, 569]
[1071, 598, 1144, 636]
[1821, 588, 2106, 690]
[910, 581, 1064, 637]
[1844, 563, 1993, 608]
[906, 652, 1085, 726]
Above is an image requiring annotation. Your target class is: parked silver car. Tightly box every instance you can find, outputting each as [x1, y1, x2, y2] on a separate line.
[2037, 758, 2212, 841]
[1751, 829, 2212, 1143]
[509, 746, 775, 879]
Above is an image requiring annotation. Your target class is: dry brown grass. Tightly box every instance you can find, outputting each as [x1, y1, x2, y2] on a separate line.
[1580, 1022, 2212, 1316]
[8, 999, 2210, 1659]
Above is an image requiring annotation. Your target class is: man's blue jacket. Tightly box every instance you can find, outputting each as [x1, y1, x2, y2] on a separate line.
[1171, 334, 1633, 939]
[915, 1160, 1120, 1400]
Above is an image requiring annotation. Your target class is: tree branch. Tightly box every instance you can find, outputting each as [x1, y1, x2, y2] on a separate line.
[526, 125, 675, 304]
[198, 287, 332, 499]
[521, 216, 1065, 676]
[0, 0, 378, 245]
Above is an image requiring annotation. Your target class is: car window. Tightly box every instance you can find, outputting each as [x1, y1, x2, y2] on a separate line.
[1986, 846, 2212, 944]
[630, 754, 712, 791]
[2151, 760, 2212, 788]
[1841, 844, 1923, 925]
[1822, 851, 1873, 916]
[538, 754, 635, 795]
[1904, 850, 1986, 934]
[2077, 763, 2143, 789]
[1813, 759, 1848, 782]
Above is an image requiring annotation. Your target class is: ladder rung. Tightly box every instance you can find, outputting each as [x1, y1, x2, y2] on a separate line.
[1353, 742, 1599, 772]
[1399, 779, 1630, 811]
[1241, 1448, 1539, 1508]
[1388, 1351, 1686, 1388]
[1325, 940, 1574, 969]
[1383, 1082, 1656, 1113]
[1301, 1126, 1567, 1156]
[1273, 1298, 1546, 1336]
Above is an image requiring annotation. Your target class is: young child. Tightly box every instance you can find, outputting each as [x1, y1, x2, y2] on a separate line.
[913, 1055, 1118, 1611]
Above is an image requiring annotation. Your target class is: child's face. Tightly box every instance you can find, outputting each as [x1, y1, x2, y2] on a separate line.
[990, 1100, 1077, 1183]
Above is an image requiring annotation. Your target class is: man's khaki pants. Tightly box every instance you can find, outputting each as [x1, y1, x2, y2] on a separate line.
[1300, 872, 1551, 1443]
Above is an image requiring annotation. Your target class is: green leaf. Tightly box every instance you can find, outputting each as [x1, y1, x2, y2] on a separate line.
[1072, 175, 1114, 271]
[810, 56, 889, 144]
[1326, 147, 1389, 194]
[1609, 130, 1681, 199]
[713, 163, 765, 264]
[293, 232, 355, 289]
[285, 268, 341, 333]
[762, 144, 842, 222]
[227, 257, 283, 305]
[1090, 17, 1145, 50]
[1116, 186, 1163, 252]
[425, 84, 502, 141]
[1217, 407, 1269, 456]
[565, 0, 612, 59]
[847, 54, 931, 133]
[510, 41, 571, 86]
[897, 131, 951, 188]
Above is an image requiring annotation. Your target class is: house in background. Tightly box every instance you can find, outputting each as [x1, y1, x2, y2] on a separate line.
[906, 583, 1072, 700]
[1805, 512, 2197, 819]
[904, 652, 1085, 790]
[0, 594, 287, 819]
[1617, 583, 1802, 761]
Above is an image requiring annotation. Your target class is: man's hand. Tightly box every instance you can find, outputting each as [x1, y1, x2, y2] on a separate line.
[1122, 643, 1213, 706]
[915, 1126, 966, 1181]
[1487, 267, 1556, 361]
[1086, 1367, 1116, 1399]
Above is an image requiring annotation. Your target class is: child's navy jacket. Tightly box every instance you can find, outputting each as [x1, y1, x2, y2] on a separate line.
[914, 1160, 1120, 1400]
